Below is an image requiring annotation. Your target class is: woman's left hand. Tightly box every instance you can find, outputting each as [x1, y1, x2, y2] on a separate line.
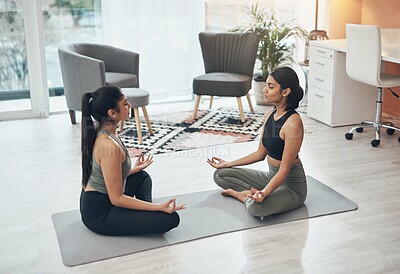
[247, 190, 267, 203]
[134, 152, 153, 171]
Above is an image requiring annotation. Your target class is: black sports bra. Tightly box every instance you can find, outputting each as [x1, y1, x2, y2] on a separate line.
[262, 109, 298, 161]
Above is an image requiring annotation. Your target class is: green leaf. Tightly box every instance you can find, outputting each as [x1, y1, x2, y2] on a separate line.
[230, 4, 308, 78]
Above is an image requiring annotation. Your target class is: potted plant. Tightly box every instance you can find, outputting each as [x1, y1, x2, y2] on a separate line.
[231, 4, 308, 105]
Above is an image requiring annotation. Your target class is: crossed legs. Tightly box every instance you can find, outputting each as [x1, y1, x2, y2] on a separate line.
[213, 166, 307, 217]
[213, 167, 267, 203]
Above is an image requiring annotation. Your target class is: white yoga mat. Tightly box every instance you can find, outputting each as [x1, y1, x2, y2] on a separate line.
[52, 176, 357, 266]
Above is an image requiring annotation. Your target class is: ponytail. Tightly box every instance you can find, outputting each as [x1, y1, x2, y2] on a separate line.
[80, 86, 124, 187]
[269, 67, 304, 111]
[81, 92, 97, 187]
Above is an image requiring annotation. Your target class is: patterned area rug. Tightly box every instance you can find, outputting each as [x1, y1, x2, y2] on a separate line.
[118, 108, 266, 156]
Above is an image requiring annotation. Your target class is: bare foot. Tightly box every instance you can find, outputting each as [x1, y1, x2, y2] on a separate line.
[221, 189, 253, 203]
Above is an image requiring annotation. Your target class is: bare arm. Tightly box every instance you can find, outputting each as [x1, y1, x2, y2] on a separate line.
[207, 110, 273, 169]
[98, 139, 184, 213]
[207, 132, 268, 168]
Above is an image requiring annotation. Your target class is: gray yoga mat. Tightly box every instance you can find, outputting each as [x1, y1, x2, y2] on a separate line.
[52, 176, 357, 266]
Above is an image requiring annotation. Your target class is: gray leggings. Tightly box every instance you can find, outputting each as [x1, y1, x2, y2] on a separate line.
[213, 162, 307, 217]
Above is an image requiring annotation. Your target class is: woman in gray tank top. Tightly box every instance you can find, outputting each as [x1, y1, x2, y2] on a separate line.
[80, 85, 185, 236]
[207, 67, 307, 218]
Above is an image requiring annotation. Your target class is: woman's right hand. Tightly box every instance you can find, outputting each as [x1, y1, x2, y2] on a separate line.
[159, 198, 186, 214]
[207, 157, 229, 169]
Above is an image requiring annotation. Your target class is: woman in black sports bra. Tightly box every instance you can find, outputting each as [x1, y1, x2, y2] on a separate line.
[207, 67, 307, 217]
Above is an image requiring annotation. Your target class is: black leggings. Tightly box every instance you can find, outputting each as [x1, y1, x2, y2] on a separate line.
[80, 171, 180, 236]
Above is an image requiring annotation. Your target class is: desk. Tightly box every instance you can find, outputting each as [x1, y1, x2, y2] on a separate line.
[310, 38, 400, 63]
[307, 29, 400, 127]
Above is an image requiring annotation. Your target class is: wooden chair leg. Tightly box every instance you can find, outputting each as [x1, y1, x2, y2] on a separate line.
[246, 93, 254, 112]
[209, 96, 214, 109]
[237, 97, 245, 123]
[192, 95, 201, 119]
[141, 106, 154, 135]
[133, 108, 143, 144]
[69, 110, 76, 125]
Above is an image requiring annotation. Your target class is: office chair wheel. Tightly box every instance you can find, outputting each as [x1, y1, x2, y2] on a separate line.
[345, 133, 353, 140]
[356, 127, 363, 133]
[386, 128, 395, 135]
[371, 139, 380, 147]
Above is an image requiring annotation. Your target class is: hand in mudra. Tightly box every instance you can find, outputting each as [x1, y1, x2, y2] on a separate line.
[159, 198, 186, 213]
[247, 190, 267, 203]
[207, 157, 229, 169]
[134, 152, 153, 171]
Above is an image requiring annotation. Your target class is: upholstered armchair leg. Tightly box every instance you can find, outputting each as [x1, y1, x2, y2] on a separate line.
[69, 110, 77, 125]
[237, 97, 245, 123]
[192, 95, 201, 119]
[141, 106, 154, 135]
[134, 108, 143, 144]
[246, 93, 254, 112]
[209, 96, 214, 109]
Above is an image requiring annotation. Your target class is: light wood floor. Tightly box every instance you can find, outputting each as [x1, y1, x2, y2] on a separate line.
[1, 97, 399, 274]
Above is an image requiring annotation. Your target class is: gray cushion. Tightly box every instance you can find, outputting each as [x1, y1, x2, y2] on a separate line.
[193, 72, 251, 97]
[122, 88, 149, 108]
[106, 72, 137, 88]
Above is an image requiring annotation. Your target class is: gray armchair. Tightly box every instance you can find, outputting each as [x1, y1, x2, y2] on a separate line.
[58, 43, 139, 124]
[192, 32, 259, 122]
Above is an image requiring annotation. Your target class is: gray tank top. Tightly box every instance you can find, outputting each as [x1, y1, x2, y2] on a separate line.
[86, 130, 131, 194]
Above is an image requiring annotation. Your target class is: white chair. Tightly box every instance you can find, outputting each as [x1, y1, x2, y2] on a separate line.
[344, 24, 400, 147]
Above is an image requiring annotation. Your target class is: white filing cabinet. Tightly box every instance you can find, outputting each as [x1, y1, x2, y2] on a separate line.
[307, 44, 377, 127]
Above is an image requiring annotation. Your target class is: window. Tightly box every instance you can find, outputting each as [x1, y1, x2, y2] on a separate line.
[0, 0, 31, 112]
[42, 0, 103, 112]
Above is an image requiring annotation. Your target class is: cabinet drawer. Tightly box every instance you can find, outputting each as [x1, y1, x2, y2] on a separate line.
[309, 55, 335, 76]
[309, 71, 334, 92]
[307, 87, 333, 126]
[309, 46, 334, 59]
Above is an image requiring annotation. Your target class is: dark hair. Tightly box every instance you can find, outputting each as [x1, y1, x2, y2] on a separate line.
[81, 85, 124, 187]
[269, 67, 304, 111]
